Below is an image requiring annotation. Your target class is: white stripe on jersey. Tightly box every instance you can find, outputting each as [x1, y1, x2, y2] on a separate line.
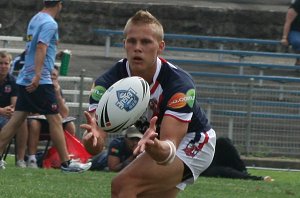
[165, 110, 193, 122]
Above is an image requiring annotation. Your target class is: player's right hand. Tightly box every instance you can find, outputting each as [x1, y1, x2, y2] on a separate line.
[80, 111, 99, 146]
[26, 76, 40, 93]
[133, 116, 158, 156]
[280, 38, 289, 46]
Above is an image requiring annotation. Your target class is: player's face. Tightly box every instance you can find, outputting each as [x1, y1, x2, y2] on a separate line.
[124, 24, 165, 77]
[0, 56, 11, 76]
[54, 2, 63, 19]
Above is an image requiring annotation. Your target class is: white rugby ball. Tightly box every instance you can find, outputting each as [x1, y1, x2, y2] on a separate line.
[96, 76, 150, 133]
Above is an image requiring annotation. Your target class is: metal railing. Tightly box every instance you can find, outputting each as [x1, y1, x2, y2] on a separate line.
[192, 73, 300, 158]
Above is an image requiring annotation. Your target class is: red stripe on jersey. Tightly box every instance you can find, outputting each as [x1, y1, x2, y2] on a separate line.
[150, 81, 159, 94]
[159, 57, 167, 63]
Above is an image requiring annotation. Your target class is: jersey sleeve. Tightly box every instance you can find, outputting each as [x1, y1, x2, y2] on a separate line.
[164, 77, 196, 122]
[38, 21, 58, 46]
[107, 138, 124, 158]
[291, 0, 300, 13]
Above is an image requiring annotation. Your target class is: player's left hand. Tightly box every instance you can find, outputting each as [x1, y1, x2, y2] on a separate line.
[133, 116, 158, 156]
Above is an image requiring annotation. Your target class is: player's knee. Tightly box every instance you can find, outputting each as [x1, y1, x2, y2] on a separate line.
[111, 173, 134, 196]
[111, 176, 122, 196]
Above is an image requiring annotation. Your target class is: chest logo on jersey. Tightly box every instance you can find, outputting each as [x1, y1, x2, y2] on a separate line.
[115, 88, 138, 112]
[167, 89, 195, 109]
[4, 85, 12, 93]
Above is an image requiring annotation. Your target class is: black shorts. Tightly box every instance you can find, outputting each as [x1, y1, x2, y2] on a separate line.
[31, 119, 69, 134]
[16, 85, 59, 115]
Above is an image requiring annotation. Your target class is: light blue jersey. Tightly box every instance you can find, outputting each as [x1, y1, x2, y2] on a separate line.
[17, 12, 59, 85]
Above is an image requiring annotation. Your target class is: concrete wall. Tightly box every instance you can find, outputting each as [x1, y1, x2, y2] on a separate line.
[0, 0, 287, 48]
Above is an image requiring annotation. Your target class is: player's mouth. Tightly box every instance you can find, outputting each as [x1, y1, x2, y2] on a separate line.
[132, 56, 143, 64]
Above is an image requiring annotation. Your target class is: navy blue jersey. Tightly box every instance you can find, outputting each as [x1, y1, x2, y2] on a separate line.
[89, 57, 211, 134]
[108, 137, 132, 162]
[0, 74, 17, 108]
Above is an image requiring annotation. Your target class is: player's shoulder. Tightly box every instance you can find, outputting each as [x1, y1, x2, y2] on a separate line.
[94, 59, 128, 85]
[110, 137, 125, 147]
[159, 58, 194, 88]
[6, 73, 16, 83]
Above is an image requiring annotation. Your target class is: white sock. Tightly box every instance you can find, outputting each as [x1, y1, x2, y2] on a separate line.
[28, 155, 36, 162]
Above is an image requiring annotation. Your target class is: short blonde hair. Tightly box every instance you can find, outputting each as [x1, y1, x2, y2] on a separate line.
[0, 51, 12, 63]
[123, 10, 164, 41]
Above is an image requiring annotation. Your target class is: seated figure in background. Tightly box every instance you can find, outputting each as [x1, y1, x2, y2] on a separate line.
[10, 50, 26, 77]
[201, 137, 274, 182]
[90, 126, 142, 172]
[24, 65, 76, 168]
[0, 51, 28, 168]
[281, 0, 300, 65]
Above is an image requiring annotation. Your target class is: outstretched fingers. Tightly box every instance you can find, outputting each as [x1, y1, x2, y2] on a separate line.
[133, 116, 159, 155]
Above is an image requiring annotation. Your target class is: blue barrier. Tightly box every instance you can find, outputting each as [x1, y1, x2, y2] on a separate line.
[93, 28, 284, 57]
[199, 98, 300, 108]
[188, 71, 300, 83]
[94, 28, 280, 45]
[170, 59, 300, 71]
[212, 110, 300, 120]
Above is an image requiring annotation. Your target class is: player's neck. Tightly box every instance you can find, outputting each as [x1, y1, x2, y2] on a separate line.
[41, 8, 58, 18]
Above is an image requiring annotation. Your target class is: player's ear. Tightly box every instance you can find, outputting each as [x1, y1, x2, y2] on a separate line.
[158, 40, 165, 54]
[123, 39, 126, 48]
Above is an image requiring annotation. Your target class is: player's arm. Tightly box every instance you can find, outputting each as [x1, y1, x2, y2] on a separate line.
[107, 155, 134, 172]
[150, 116, 187, 164]
[10, 96, 17, 107]
[0, 96, 16, 117]
[26, 42, 47, 93]
[134, 116, 187, 165]
[281, 8, 298, 45]
[54, 86, 69, 118]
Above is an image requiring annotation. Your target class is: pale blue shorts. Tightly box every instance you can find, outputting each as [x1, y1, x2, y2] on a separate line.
[288, 30, 300, 52]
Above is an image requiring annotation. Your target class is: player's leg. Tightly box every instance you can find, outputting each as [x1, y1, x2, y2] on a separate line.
[137, 187, 180, 198]
[27, 119, 42, 155]
[45, 114, 69, 163]
[16, 120, 28, 167]
[288, 30, 300, 65]
[0, 111, 28, 160]
[46, 113, 92, 172]
[111, 129, 216, 197]
[27, 119, 43, 168]
[64, 121, 76, 136]
[111, 152, 184, 197]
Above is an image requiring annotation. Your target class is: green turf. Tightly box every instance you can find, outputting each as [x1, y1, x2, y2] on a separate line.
[1, 156, 299, 198]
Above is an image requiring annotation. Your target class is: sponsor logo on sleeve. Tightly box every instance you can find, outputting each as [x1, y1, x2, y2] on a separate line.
[186, 89, 195, 108]
[91, 86, 106, 101]
[167, 89, 196, 109]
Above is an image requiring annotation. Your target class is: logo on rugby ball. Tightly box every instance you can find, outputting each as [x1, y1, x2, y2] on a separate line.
[115, 88, 139, 111]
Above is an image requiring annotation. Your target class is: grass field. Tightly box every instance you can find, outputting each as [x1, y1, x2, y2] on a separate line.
[0, 156, 299, 198]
